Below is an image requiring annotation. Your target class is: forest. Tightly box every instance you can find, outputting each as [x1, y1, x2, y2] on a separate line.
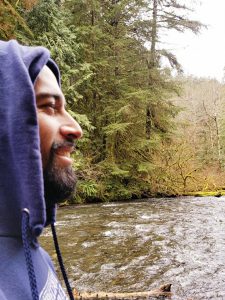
[2, 0, 225, 203]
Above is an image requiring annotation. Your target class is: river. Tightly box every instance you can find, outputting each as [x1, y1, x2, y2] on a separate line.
[41, 196, 225, 299]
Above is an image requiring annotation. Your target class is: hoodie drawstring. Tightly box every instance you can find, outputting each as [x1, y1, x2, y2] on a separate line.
[22, 209, 39, 300]
[51, 223, 75, 300]
[22, 209, 75, 300]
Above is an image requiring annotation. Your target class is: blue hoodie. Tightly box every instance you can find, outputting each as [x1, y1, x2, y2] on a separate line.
[0, 40, 69, 299]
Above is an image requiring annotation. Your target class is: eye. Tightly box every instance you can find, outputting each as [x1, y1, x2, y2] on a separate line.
[36, 94, 65, 115]
[38, 98, 59, 115]
[41, 102, 56, 114]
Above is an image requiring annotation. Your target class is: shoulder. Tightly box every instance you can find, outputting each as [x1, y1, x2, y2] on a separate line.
[0, 289, 7, 300]
[39, 246, 56, 273]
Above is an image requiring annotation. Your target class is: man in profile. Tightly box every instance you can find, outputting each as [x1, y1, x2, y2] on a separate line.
[0, 40, 82, 299]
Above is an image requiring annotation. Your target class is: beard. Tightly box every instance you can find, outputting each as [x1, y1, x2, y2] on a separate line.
[43, 141, 77, 206]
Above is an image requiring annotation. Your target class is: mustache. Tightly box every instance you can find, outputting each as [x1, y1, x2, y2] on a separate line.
[52, 141, 76, 153]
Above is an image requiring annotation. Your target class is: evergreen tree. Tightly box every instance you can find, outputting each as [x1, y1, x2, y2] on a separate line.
[0, 0, 34, 39]
[65, 0, 197, 201]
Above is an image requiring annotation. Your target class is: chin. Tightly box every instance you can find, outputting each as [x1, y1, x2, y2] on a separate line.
[43, 164, 77, 206]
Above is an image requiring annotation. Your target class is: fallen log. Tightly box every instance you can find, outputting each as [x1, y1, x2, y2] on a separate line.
[73, 284, 172, 299]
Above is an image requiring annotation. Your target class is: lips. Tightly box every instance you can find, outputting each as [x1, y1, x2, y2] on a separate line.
[55, 147, 72, 157]
[54, 146, 74, 166]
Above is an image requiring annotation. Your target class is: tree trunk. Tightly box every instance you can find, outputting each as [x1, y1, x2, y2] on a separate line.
[73, 284, 172, 299]
[150, 0, 157, 68]
[146, 105, 152, 139]
[146, 0, 158, 139]
[214, 115, 222, 169]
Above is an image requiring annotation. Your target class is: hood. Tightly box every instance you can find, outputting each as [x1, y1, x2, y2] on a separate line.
[0, 40, 60, 241]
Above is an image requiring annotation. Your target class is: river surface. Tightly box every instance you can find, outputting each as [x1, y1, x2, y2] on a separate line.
[41, 196, 225, 299]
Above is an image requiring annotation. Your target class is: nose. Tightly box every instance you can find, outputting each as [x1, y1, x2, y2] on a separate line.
[60, 112, 83, 140]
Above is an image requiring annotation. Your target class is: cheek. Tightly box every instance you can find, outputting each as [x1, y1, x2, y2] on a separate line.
[38, 114, 58, 168]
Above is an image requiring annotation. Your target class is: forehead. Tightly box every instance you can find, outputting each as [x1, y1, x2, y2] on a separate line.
[34, 65, 62, 97]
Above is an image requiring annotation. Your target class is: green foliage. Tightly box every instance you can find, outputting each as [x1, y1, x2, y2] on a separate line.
[2, 0, 210, 201]
[0, 0, 34, 39]
[77, 180, 98, 199]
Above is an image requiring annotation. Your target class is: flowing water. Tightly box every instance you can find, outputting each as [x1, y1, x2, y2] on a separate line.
[41, 196, 225, 299]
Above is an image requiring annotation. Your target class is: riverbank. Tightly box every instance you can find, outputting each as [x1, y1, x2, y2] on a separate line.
[184, 190, 225, 197]
[63, 189, 225, 206]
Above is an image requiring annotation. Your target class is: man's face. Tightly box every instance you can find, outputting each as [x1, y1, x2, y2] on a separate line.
[34, 66, 82, 205]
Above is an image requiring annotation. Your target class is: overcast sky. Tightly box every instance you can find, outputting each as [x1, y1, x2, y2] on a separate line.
[164, 0, 225, 81]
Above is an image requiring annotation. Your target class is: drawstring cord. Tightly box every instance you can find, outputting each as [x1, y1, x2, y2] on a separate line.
[21, 209, 39, 300]
[51, 223, 75, 300]
[22, 209, 74, 300]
